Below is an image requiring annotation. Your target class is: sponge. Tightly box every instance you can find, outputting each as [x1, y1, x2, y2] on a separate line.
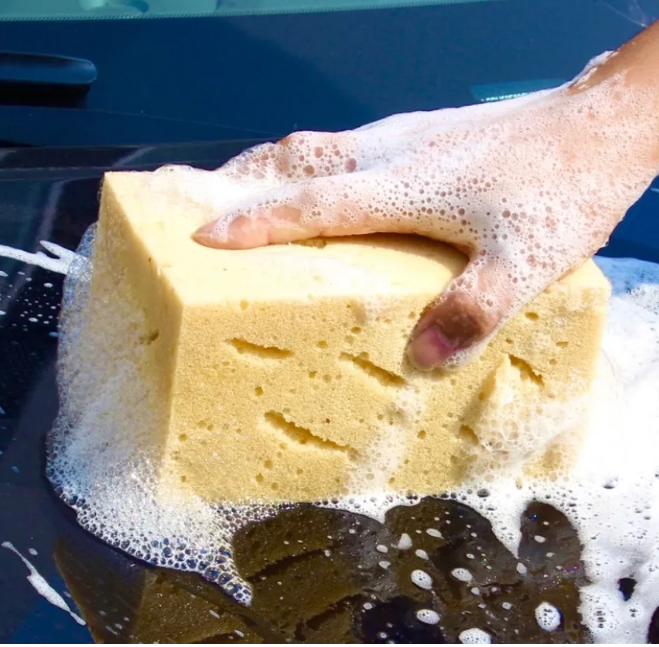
[76, 171, 610, 505]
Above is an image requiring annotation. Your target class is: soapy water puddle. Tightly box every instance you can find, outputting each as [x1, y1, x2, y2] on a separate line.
[2, 236, 659, 643]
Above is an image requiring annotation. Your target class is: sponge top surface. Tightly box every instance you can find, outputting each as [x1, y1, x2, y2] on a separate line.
[104, 171, 606, 306]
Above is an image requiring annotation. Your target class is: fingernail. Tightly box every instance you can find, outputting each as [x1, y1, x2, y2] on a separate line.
[407, 326, 455, 370]
[192, 222, 218, 247]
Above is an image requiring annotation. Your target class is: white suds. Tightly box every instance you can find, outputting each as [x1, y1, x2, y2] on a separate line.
[535, 601, 562, 632]
[397, 533, 413, 550]
[410, 569, 433, 590]
[459, 627, 492, 644]
[2, 542, 85, 626]
[415, 609, 440, 625]
[451, 568, 473, 583]
[0, 241, 75, 275]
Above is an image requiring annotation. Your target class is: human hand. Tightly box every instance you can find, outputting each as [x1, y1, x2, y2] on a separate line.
[191, 37, 659, 370]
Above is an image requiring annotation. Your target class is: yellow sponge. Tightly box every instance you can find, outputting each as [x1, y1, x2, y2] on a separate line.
[80, 171, 610, 504]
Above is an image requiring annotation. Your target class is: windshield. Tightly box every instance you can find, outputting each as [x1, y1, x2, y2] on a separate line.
[0, 0, 656, 149]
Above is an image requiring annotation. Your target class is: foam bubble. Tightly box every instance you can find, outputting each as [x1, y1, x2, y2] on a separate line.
[451, 567, 473, 583]
[415, 609, 440, 625]
[535, 601, 562, 632]
[458, 627, 492, 644]
[410, 569, 433, 590]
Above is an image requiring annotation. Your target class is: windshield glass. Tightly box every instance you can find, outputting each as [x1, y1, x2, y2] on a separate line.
[0, 0, 655, 150]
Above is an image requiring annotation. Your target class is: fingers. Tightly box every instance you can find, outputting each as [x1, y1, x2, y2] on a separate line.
[217, 130, 364, 184]
[407, 259, 513, 371]
[193, 170, 405, 250]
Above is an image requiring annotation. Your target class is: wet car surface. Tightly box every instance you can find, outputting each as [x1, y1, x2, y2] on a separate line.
[2, 1, 659, 643]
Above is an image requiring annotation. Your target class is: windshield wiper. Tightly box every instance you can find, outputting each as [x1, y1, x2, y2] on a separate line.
[0, 52, 97, 105]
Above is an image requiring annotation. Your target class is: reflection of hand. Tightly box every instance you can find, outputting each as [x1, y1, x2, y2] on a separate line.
[193, 25, 659, 370]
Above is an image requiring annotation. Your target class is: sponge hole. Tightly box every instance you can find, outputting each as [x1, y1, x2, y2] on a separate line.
[525, 312, 539, 321]
[556, 341, 569, 348]
[255, 473, 264, 484]
[317, 341, 328, 349]
[459, 425, 479, 446]
[417, 430, 427, 440]
[255, 386, 264, 396]
[179, 434, 188, 442]
[240, 300, 250, 311]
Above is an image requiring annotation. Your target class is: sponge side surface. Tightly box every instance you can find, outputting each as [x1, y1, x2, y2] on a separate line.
[94, 172, 611, 504]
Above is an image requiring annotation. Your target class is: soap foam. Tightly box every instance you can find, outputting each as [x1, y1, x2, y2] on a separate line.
[47, 221, 659, 643]
[415, 608, 440, 625]
[458, 627, 492, 644]
[184, 66, 658, 369]
[535, 601, 562, 632]
[0, 241, 75, 275]
[2, 541, 86, 626]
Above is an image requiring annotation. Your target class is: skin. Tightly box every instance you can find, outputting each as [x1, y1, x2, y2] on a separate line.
[193, 21, 659, 370]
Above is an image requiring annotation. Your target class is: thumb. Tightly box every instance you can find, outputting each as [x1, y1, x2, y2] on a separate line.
[192, 171, 395, 250]
[408, 260, 512, 370]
